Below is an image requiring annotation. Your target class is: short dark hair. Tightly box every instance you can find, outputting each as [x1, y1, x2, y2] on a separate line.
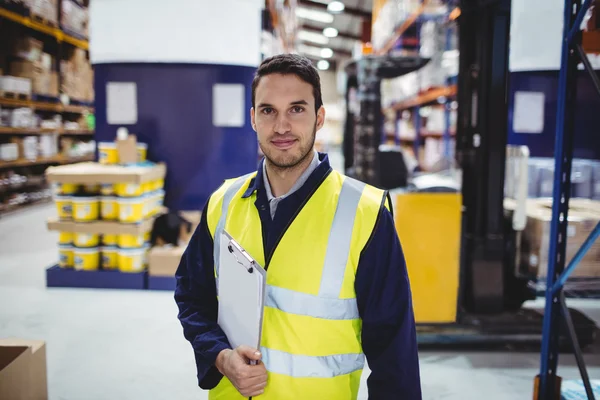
[251, 54, 323, 113]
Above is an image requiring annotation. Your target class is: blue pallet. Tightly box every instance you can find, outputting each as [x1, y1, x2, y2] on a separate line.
[561, 380, 600, 399]
[31, 94, 60, 103]
[46, 265, 147, 290]
[147, 275, 176, 291]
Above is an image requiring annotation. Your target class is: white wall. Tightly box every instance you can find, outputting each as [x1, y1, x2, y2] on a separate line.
[90, 0, 263, 66]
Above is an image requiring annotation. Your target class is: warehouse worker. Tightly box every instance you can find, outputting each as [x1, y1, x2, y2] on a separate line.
[175, 54, 421, 399]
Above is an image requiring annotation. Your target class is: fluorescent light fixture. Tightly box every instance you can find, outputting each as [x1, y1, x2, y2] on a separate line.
[317, 60, 330, 70]
[296, 7, 334, 23]
[298, 30, 329, 45]
[320, 48, 334, 58]
[323, 27, 338, 38]
[298, 44, 326, 58]
[327, 1, 345, 13]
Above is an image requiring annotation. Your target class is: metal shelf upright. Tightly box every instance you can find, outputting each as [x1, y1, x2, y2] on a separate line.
[538, 0, 600, 399]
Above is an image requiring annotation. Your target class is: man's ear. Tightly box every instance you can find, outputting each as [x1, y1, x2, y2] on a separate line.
[316, 106, 326, 130]
[250, 107, 256, 132]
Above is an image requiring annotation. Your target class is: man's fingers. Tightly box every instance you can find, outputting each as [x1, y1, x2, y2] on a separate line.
[236, 345, 262, 361]
[239, 381, 268, 397]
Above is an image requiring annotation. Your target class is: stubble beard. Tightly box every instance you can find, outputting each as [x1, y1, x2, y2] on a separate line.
[259, 123, 317, 172]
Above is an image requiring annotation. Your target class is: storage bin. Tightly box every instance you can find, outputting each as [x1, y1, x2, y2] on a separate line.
[98, 142, 118, 165]
[74, 247, 100, 271]
[58, 244, 74, 268]
[118, 233, 145, 249]
[118, 247, 146, 273]
[72, 196, 99, 222]
[100, 184, 114, 196]
[100, 196, 119, 220]
[102, 234, 117, 246]
[74, 233, 100, 248]
[115, 182, 143, 197]
[101, 246, 119, 270]
[117, 196, 145, 223]
[58, 231, 73, 245]
[137, 143, 148, 163]
[55, 195, 72, 220]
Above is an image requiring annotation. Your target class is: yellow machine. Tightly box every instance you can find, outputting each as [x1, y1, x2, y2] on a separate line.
[394, 193, 462, 324]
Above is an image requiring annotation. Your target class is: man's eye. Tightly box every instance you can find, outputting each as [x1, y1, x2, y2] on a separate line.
[261, 108, 274, 114]
[291, 106, 304, 113]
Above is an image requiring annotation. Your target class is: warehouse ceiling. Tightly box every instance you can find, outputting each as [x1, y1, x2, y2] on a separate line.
[296, 0, 373, 64]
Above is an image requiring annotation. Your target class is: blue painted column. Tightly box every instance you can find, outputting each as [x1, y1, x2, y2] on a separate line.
[89, 0, 263, 210]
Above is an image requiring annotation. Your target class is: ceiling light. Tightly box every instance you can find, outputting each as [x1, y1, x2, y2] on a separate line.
[298, 30, 329, 45]
[320, 48, 334, 58]
[323, 27, 338, 38]
[296, 7, 334, 23]
[298, 44, 325, 58]
[327, 1, 345, 14]
[317, 60, 330, 70]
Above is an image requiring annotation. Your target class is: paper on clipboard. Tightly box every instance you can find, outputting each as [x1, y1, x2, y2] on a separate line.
[217, 230, 266, 350]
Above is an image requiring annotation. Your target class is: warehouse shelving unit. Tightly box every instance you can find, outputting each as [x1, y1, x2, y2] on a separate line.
[538, 0, 600, 399]
[378, 0, 459, 168]
[0, 2, 94, 215]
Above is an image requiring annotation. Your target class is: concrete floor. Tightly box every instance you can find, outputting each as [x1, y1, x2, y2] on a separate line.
[1, 204, 599, 400]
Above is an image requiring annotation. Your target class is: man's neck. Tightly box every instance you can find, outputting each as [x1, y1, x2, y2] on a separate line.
[265, 151, 316, 198]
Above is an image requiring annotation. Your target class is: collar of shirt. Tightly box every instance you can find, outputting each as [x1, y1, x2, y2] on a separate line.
[242, 152, 332, 200]
[262, 150, 321, 203]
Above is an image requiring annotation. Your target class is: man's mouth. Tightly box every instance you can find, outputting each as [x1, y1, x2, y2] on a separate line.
[271, 138, 297, 149]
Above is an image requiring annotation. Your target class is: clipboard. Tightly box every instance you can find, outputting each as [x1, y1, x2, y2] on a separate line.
[217, 230, 266, 352]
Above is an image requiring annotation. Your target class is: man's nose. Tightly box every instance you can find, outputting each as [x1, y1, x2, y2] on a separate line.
[274, 113, 292, 134]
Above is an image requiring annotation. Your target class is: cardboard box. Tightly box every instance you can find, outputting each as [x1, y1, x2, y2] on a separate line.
[33, 71, 59, 96]
[516, 199, 600, 278]
[13, 37, 43, 62]
[9, 60, 42, 81]
[0, 339, 48, 400]
[117, 135, 138, 164]
[148, 246, 185, 277]
[12, 136, 39, 160]
[0, 143, 19, 161]
[46, 162, 167, 184]
[47, 217, 156, 235]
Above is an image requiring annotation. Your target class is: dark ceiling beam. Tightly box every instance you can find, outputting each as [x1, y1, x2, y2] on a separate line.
[300, 23, 361, 41]
[297, 0, 372, 19]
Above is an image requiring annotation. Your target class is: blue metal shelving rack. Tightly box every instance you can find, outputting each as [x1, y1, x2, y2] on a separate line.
[538, 0, 600, 399]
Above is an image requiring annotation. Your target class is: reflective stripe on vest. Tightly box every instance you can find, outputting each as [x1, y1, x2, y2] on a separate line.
[213, 173, 253, 290]
[261, 347, 365, 378]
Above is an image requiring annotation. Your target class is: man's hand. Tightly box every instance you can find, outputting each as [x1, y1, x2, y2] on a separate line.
[216, 346, 268, 397]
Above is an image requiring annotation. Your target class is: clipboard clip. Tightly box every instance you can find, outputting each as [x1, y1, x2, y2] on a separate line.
[227, 240, 255, 273]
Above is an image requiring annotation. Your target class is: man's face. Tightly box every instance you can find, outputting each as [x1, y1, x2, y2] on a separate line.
[251, 73, 325, 169]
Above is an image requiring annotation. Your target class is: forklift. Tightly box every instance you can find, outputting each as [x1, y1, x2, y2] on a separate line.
[343, 0, 598, 346]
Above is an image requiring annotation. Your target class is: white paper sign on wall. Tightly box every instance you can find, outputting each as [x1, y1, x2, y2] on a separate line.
[513, 91, 545, 134]
[106, 82, 138, 125]
[213, 84, 245, 128]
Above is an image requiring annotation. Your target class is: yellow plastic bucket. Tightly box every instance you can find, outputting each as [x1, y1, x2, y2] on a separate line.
[57, 183, 78, 195]
[102, 234, 118, 246]
[118, 233, 145, 249]
[101, 246, 119, 270]
[74, 247, 100, 271]
[55, 195, 72, 220]
[58, 231, 73, 245]
[72, 196, 99, 222]
[137, 143, 148, 163]
[100, 184, 114, 196]
[157, 190, 165, 212]
[144, 230, 151, 243]
[118, 196, 145, 223]
[73, 233, 100, 248]
[100, 196, 119, 220]
[58, 244, 74, 268]
[99, 142, 118, 165]
[142, 181, 152, 194]
[115, 182, 144, 197]
[118, 247, 146, 273]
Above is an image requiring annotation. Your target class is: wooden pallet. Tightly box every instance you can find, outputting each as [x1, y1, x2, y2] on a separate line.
[0, 91, 31, 101]
[30, 13, 58, 28]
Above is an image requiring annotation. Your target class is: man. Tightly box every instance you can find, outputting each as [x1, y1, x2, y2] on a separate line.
[175, 54, 421, 400]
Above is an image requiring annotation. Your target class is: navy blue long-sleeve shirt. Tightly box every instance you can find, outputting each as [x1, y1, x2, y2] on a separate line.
[175, 153, 421, 399]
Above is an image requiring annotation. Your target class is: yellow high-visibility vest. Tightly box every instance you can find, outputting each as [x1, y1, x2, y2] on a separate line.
[206, 169, 386, 400]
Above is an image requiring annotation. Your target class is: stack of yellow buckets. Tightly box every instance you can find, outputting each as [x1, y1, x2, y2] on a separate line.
[55, 142, 165, 274]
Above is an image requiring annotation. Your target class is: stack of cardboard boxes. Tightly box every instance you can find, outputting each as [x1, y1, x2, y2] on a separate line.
[61, 48, 93, 102]
[8, 37, 59, 97]
[507, 198, 600, 279]
[0, 339, 48, 400]
[60, 0, 89, 38]
[25, 0, 59, 25]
